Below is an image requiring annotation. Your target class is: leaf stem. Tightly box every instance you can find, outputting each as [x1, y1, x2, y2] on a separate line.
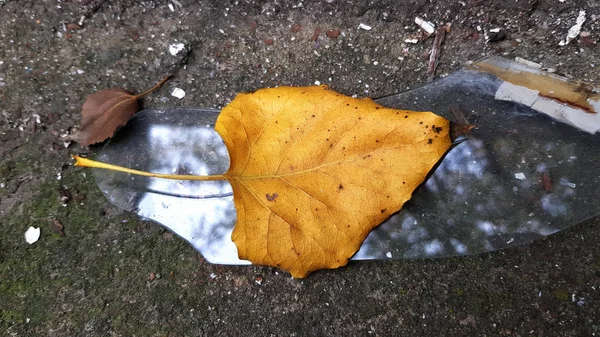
[134, 75, 171, 99]
[72, 155, 227, 181]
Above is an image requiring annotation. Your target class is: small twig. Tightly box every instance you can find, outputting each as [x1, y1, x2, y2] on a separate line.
[449, 103, 470, 125]
[134, 75, 171, 99]
[427, 26, 447, 81]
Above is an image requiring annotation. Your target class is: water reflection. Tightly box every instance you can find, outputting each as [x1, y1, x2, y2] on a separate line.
[95, 108, 247, 264]
[95, 69, 600, 264]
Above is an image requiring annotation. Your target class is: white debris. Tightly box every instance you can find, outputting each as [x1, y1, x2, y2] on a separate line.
[25, 227, 40, 244]
[385, 251, 392, 258]
[405, 38, 419, 44]
[358, 23, 372, 31]
[515, 57, 542, 69]
[169, 43, 185, 56]
[171, 88, 186, 99]
[514, 172, 526, 180]
[314, 80, 321, 85]
[560, 178, 576, 188]
[414, 17, 435, 35]
[168, 3, 175, 12]
[489, 28, 501, 33]
[209, 272, 217, 279]
[559, 10, 586, 46]
[495, 81, 600, 134]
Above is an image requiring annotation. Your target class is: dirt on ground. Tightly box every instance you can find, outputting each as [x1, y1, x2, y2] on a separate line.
[1, 0, 599, 336]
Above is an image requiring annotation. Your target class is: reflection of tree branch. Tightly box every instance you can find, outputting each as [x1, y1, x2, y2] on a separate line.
[144, 188, 233, 199]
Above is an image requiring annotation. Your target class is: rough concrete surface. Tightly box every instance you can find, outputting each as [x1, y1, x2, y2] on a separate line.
[1, 0, 599, 336]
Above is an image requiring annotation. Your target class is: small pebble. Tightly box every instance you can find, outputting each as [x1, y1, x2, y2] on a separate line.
[169, 43, 185, 56]
[358, 23, 372, 31]
[326, 29, 340, 38]
[25, 227, 40, 244]
[171, 88, 186, 99]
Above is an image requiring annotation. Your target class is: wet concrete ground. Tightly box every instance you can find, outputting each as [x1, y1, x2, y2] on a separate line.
[1, 1, 599, 336]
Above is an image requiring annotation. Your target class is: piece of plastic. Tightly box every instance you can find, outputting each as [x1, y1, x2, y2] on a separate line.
[94, 56, 600, 264]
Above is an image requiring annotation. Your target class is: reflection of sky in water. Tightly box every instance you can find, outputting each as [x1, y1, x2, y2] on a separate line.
[477, 221, 496, 236]
[424, 240, 443, 255]
[449, 238, 467, 255]
[135, 124, 248, 265]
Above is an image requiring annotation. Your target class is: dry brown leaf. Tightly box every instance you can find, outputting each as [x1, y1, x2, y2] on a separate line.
[50, 219, 65, 237]
[66, 76, 168, 146]
[74, 85, 454, 278]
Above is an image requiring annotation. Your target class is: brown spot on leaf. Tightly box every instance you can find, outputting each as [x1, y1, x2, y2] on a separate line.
[266, 193, 279, 201]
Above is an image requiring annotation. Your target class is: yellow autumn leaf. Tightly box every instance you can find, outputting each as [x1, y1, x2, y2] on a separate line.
[216, 85, 451, 277]
[74, 85, 453, 278]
